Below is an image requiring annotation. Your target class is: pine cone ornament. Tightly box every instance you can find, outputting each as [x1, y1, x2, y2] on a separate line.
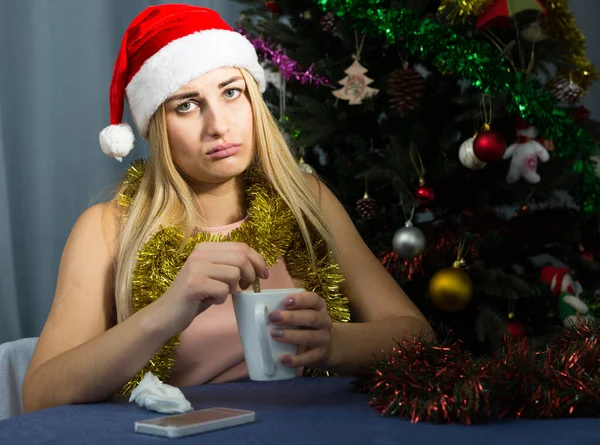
[320, 12, 339, 33]
[356, 194, 377, 220]
[387, 63, 424, 116]
[547, 77, 583, 105]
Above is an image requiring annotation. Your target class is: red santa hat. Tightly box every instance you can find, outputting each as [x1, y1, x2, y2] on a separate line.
[515, 117, 533, 131]
[539, 266, 574, 295]
[99, 4, 265, 161]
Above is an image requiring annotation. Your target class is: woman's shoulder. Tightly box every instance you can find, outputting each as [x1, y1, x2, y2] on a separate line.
[71, 201, 122, 256]
[301, 172, 323, 201]
[301, 172, 338, 209]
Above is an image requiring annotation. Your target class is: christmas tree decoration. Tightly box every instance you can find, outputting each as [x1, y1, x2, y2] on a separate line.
[263, 63, 284, 91]
[579, 244, 594, 261]
[572, 105, 591, 121]
[476, 0, 546, 31]
[558, 294, 594, 328]
[379, 250, 399, 275]
[410, 145, 435, 206]
[591, 155, 600, 178]
[314, 0, 600, 213]
[507, 319, 527, 338]
[429, 237, 474, 312]
[540, 0, 599, 90]
[236, 0, 600, 365]
[521, 21, 547, 42]
[392, 201, 425, 259]
[387, 62, 424, 116]
[392, 222, 426, 259]
[438, 0, 493, 24]
[239, 27, 329, 87]
[320, 11, 339, 33]
[539, 266, 575, 295]
[356, 178, 377, 220]
[298, 157, 315, 174]
[415, 179, 435, 205]
[300, 10, 312, 20]
[332, 33, 379, 105]
[473, 128, 506, 162]
[539, 266, 594, 328]
[355, 323, 600, 424]
[547, 76, 583, 105]
[458, 137, 487, 170]
[429, 266, 474, 312]
[472, 96, 506, 162]
[503, 118, 550, 184]
[264, 0, 282, 16]
[297, 147, 316, 174]
[506, 301, 528, 338]
[332, 57, 379, 104]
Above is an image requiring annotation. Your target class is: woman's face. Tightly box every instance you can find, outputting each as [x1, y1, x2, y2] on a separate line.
[164, 68, 254, 185]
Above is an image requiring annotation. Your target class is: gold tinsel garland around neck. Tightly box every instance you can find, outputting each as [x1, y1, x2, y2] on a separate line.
[116, 160, 351, 395]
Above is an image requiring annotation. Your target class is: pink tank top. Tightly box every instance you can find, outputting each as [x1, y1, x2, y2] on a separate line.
[167, 218, 300, 387]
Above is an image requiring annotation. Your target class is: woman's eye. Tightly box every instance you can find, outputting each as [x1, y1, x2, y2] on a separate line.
[176, 101, 198, 113]
[224, 88, 241, 100]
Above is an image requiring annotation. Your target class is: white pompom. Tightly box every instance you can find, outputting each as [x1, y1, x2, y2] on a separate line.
[99, 123, 135, 162]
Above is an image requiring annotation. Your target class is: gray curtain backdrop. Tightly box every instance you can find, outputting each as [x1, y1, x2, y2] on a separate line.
[0, 0, 243, 344]
[0, 1, 598, 344]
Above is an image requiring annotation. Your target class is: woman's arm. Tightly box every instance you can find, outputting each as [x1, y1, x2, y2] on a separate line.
[307, 176, 434, 375]
[22, 203, 177, 412]
[23, 201, 268, 412]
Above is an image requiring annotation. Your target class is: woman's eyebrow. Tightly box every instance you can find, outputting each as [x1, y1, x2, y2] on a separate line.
[166, 91, 200, 103]
[218, 76, 243, 88]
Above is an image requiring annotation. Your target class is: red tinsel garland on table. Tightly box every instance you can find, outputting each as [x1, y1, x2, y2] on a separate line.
[354, 323, 600, 424]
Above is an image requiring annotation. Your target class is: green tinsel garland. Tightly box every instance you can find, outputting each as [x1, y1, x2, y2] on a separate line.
[316, 0, 599, 214]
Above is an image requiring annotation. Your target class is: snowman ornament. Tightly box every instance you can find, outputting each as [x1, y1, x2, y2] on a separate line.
[540, 266, 594, 328]
[504, 119, 550, 184]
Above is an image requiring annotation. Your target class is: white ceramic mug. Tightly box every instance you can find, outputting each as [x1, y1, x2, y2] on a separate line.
[232, 288, 304, 381]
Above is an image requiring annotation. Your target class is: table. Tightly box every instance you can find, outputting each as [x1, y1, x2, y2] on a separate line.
[1, 377, 599, 444]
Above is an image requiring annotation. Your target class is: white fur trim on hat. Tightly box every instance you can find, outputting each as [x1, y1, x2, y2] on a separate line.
[126, 29, 265, 138]
[99, 123, 135, 162]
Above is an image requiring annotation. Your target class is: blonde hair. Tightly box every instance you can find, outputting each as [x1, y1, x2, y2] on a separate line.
[113, 69, 336, 322]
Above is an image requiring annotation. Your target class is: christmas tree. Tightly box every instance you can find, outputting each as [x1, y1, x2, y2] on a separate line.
[235, 0, 600, 356]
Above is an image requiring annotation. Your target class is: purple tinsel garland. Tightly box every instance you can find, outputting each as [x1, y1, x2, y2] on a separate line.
[238, 27, 330, 87]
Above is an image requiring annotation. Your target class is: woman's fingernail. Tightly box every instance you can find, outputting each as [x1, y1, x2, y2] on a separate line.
[281, 356, 292, 365]
[285, 297, 295, 307]
[271, 329, 284, 338]
[263, 270, 269, 279]
[269, 312, 282, 323]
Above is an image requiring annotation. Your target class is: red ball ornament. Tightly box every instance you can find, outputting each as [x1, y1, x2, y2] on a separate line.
[264, 0, 283, 15]
[507, 320, 527, 338]
[416, 186, 435, 205]
[572, 105, 591, 121]
[473, 130, 506, 162]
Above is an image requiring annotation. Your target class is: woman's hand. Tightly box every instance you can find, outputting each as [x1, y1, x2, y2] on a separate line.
[268, 292, 333, 369]
[158, 242, 268, 336]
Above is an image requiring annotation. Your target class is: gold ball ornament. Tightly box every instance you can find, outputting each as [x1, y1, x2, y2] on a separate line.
[428, 265, 473, 312]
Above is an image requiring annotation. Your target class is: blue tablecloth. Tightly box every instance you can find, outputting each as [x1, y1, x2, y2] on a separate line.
[1, 377, 599, 444]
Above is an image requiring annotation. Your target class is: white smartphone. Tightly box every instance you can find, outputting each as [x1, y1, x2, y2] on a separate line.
[134, 407, 256, 438]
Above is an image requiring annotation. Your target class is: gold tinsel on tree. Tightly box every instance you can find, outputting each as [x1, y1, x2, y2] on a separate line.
[538, 0, 599, 90]
[387, 63, 424, 116]
[438, 0, 493, 24]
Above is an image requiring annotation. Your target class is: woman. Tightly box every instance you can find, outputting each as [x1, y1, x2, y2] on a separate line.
[22, 4, 433, 412]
